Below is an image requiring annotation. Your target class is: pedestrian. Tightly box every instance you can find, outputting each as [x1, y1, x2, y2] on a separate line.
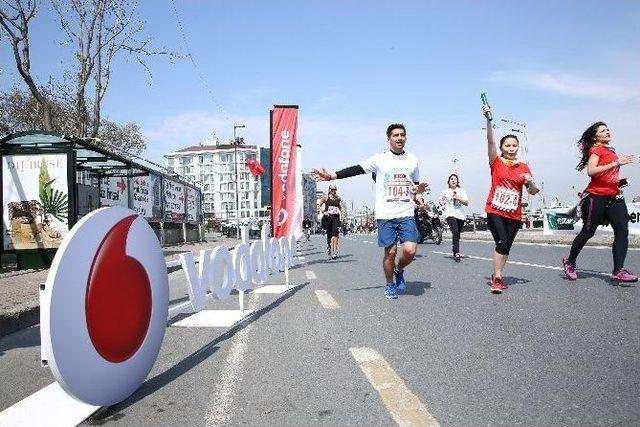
[439, 174, 469, 262]
[302, 217, 312, 242]
[482, 104, 540, 293]
[318, 185, 342, 259]
[312, 123, 429, 299]
[562, 122, 637, 282]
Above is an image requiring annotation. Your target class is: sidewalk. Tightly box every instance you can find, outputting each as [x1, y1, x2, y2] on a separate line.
[0, 233, 240, 338]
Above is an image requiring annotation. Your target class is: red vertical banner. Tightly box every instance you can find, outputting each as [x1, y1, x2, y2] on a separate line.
[270, 105, 299, 237]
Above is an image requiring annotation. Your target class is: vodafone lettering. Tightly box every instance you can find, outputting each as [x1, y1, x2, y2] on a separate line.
[41, 207, 298, 406]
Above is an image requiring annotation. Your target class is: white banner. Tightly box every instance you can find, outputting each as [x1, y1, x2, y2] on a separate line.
[2, 154, 69, 250]
[100, 177, 129, 208]
[164, 179, 185, 222]
[543, 203, 640, 235]
[132, 173, 162, 219]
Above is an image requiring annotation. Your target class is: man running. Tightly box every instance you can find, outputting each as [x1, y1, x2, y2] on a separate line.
[312, 123, 429, 299]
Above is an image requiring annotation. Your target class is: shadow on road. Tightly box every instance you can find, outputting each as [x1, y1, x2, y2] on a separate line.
[344, 281, 432, 297]
[0, 324, 40, 356]
[88, 282, 309, 424]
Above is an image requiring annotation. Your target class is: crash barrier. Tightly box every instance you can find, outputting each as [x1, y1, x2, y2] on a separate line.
[542, 202, 640, 235]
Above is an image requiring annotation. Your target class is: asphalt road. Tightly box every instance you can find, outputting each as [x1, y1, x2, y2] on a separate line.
[1, 234, 638, 426]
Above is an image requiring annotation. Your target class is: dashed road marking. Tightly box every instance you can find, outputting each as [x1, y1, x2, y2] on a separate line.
[350, 347, 439, 427]
[432, 251, 611, 276]
[206, 297, 261, 425]
[314, 290, 340, 309]
[305, 270, 317, 280]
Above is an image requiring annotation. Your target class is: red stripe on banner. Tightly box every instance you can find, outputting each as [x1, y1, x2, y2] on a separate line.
[270, 106, 299, 237]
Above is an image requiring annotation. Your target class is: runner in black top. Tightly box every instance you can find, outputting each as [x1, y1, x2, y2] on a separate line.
[318, 184, 342, 259]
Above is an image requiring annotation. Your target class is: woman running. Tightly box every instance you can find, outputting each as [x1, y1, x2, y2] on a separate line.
[440, 174, 469, 262]
[482, 104, 539, 293]
[318, 184, 342, 259]
[562, 122, 637, 282]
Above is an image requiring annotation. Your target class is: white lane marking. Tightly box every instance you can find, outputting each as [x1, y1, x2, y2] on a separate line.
[432, 251, 611, 276]
[172, 310, 252, 328]
[297, 256, 306, 261]
[459, 239, 640, 251]
[206, 297, 261, 426]
[314, 290, 340, 309]
[0, 382, 99, 427]
[350, 347, 440, 427]
[305, 270, 317, 280]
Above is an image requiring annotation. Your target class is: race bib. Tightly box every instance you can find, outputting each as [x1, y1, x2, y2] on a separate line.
[491, 186, 519, 212]
[327, 206, 340, 215]
[386, 184, 412, 201]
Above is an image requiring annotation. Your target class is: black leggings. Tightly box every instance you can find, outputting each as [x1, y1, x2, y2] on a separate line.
[487, 213, 520, 255]
[446, 217, 465, 254]
[326, 216, 340, 247]
[568, 195, 629, 272]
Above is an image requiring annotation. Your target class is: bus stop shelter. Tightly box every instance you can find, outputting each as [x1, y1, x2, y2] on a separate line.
[1, 131, 202, 270]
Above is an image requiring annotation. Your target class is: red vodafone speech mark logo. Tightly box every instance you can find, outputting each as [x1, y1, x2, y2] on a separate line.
[41, 207, 168, 406]
[86, 215, 152, 363]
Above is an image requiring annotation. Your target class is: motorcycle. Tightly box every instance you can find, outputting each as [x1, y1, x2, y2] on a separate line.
[416, 201, 443, 244]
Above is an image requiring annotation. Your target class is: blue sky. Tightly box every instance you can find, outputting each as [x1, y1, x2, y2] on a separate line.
[2, 0, 639, 212]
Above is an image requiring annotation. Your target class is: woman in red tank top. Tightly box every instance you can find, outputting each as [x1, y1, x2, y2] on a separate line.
[562, 122, 637, 283]
[482, 104, 540, 294]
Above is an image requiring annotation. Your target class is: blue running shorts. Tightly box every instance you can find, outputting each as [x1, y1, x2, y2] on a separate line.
[376, 216, 418, 248]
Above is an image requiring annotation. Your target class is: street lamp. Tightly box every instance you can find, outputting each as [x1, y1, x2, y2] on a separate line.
[233, 124, 245, 238]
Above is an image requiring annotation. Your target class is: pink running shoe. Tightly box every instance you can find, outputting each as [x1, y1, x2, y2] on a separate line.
[562, 257, 577, 280]
[490, 276, 503, 294]
[610, 269, 638, 283]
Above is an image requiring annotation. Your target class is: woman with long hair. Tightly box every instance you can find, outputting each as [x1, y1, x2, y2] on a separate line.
[440, 174, 469, 262]
[562, 122, 637, 282]
[482, 103, 540, 293]
[318, 184, 342, 259]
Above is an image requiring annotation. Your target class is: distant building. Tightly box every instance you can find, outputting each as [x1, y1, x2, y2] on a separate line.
[302, 172, 317, 225]
[164, 143, 263, 221]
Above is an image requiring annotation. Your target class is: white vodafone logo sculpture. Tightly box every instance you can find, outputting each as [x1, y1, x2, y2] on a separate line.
[40, 207, 168, 406]
[40, 206, 298, 406]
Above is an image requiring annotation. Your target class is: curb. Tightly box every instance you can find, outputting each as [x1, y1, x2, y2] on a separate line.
[0, 306, 40, 338]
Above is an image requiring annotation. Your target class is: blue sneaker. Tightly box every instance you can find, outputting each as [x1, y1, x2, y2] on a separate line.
[394, 268, 406, 293]
[384, 283, 398, 299]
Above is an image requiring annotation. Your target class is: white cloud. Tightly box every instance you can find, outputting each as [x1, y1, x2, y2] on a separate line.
[490, 71, 639, 101]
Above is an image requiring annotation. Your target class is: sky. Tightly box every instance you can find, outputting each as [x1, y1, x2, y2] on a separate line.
[1, 0, 639, 213]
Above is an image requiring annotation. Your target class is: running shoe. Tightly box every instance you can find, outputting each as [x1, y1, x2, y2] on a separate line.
[394, 268, 406, 293]
[562, 257, 577, 281]
[384, 283, 398, 299]
[610, 269, 638, 283]
[490, 275, 503, 294]
[453, 253, 461, 263]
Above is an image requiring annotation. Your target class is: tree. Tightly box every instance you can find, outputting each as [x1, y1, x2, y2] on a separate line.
[95, 120, 146, 155]
[51, 0, 173, 138]
[0, 87, 74, 134]
[1, 0, 173, 141]
[0, 87, 146, 155]
[0, 0, 53, 130]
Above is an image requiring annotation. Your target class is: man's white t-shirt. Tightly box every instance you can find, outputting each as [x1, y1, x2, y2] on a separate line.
[360, 150, 420, 220]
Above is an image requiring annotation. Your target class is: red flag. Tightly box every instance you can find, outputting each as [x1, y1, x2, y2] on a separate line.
[270, 105, 299, 237]
[246, 159, 265, 177]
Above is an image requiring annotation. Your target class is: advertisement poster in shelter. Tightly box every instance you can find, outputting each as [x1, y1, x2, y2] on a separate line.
[2, 154, 69, 250]
[164, 179, 185, 221]
[186, 186, 200, 222]
[132, 172, 162, 219]
[100, 177, 129, 208]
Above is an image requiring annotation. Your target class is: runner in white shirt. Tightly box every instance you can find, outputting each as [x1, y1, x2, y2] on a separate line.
[439, 174, 469, 262]
[311, 123, 429, 300]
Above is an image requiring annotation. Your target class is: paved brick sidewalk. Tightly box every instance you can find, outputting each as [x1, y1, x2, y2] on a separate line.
[0, 234, 240, 338]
